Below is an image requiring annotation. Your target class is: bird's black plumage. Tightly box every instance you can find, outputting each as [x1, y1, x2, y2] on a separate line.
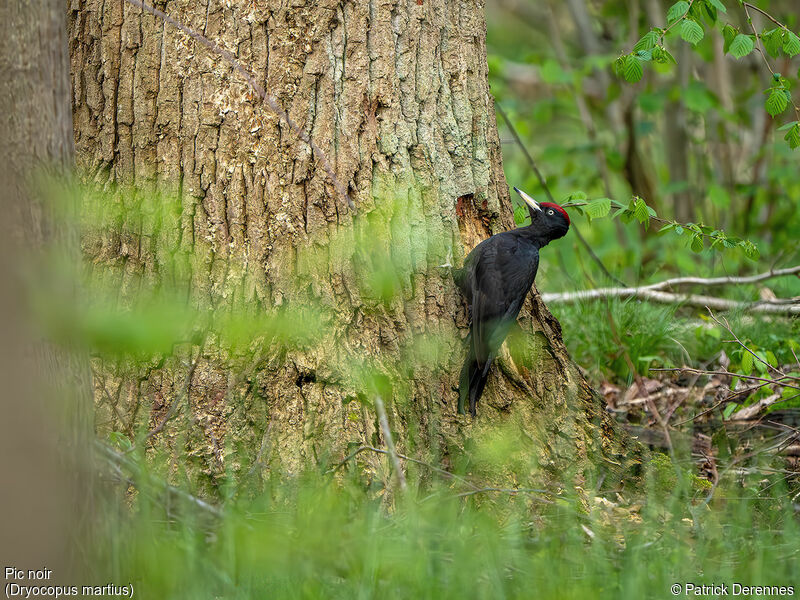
[455, 187, 570, 416]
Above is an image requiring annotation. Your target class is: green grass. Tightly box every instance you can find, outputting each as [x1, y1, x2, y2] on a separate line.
[552, 298, 686, 381]
[38, 179, 800, 598]
[90, 455, 799, 599]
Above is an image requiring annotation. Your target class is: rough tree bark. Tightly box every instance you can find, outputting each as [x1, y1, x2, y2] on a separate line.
[69, 0, 639, 492]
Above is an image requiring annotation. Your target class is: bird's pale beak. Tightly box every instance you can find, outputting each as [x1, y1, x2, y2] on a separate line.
[513, 186, 541, 212]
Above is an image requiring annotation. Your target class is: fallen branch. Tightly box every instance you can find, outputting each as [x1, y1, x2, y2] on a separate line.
[542, 287, 800, 315]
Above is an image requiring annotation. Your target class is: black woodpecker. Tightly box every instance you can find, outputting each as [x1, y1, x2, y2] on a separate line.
[454, 187, 571, 416]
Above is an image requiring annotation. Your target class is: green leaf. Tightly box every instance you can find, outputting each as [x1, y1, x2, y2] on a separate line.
[108, 431, 133, 451]
[633, 29, 660, 52]
[777, 120, 799, 131]
[783, 30, 800, 56]
[762, 28, 783, 58]
[743, 241, 760, 260]
[667, 1, 690, 24]
[723, 402, 738, 419]
[585, 197, 612, 219]
[765, 88, 789, 117]
[565, 190, 588, 201]
[623, 55, 644, 83]
[633, 197, 650, 228]
[691, 234, 704, 252]
[680, 19, 704, 45]
[754, 352, 769, 374]
[765, 351, 778, 368]
[722, 24, 737, 53]
[706, 0, 726, 12]
[784, 123, 800, 149]
[729, 34, 754, 58]
[652, 45, 678, 65]
[740, 351, 754, 375]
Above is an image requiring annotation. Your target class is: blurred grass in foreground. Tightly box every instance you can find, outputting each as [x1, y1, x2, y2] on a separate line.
[90, 455, 799, 599]
[29, 177, 800, 598]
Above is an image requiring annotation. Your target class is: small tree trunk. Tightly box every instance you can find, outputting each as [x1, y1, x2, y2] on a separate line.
[0, 0, 91, 576]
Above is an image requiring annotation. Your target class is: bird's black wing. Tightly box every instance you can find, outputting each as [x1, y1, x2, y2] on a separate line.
[458, 233, 540, 415]
[470, 234, 540, 367]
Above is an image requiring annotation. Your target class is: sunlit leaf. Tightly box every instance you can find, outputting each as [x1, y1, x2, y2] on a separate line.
[680, 19, 704, 45]
[783, 30, 800, 56]
[623, 55, 644, 83]
[765, 88, 789, 117]
[784, 123, 800, 149]
[585, 197, 612, 219]
[667, 1, 690, 24]
[634, 29, 660, 52]
[729, 34, 754, 58]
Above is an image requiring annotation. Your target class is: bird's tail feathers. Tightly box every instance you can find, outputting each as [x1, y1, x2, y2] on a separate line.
[458, 337, 493, 416]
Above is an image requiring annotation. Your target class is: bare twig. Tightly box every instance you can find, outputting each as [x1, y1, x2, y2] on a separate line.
[706, 309, 788, 378]
[330, 444, 479, 490]
[123, 0, 353, 209]
[742, 2, 786, 28]
[645, 265, 800, 290]
[653, 367, 800, 391]
[330, 444, 552, 502]
[495, 102, 627, 287]
[454, 487, 551, 502]
[96, 440, 224, 519]
[550, 264, 800, 296]
[374, 396, 407, 493]
[135, 348, 202, 450]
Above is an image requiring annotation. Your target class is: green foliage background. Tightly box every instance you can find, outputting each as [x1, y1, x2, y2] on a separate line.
[48, 0, 800, 596]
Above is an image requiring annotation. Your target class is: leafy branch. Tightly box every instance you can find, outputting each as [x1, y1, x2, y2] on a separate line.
[615, 0, 800, 148]
[563, 195, 760, 260]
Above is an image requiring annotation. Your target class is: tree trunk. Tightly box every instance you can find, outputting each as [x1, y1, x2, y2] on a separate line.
[0, 0, 90, 577]
[69, 0, 639, 492]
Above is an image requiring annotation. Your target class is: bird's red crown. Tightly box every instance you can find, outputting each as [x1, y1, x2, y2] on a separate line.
[539, 202, 570, 225]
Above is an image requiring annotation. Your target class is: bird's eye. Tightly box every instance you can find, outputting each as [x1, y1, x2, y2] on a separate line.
[547, 209, 554, 216]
